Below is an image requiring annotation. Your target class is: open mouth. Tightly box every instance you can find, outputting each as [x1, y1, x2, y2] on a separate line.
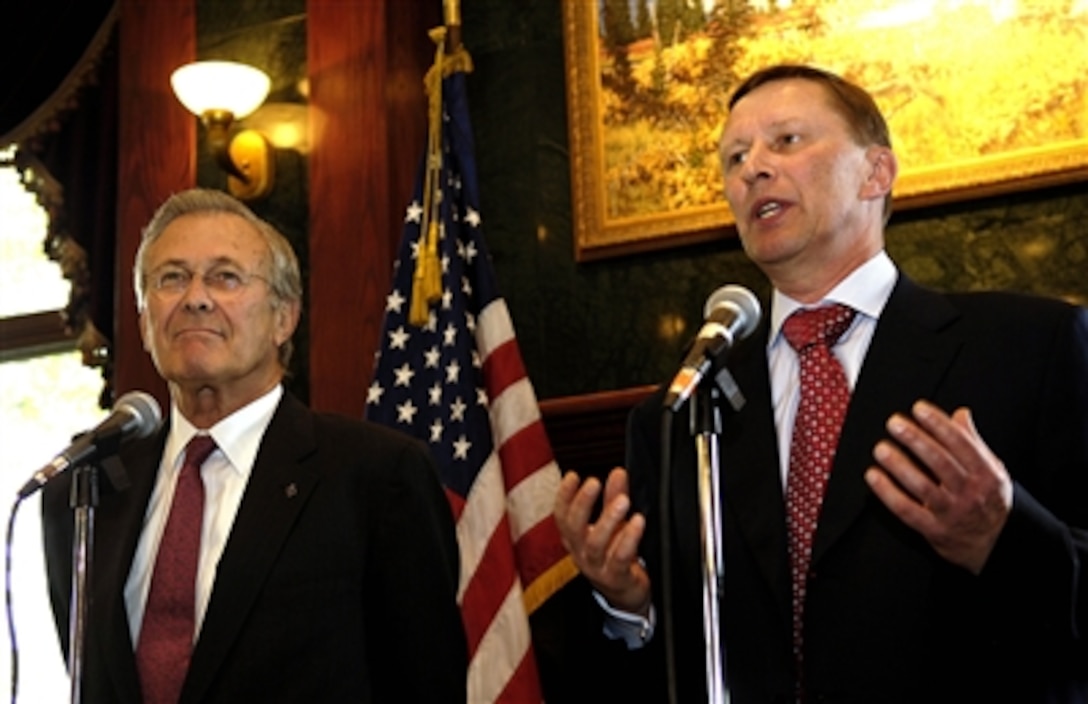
[755, 200, 783, 219]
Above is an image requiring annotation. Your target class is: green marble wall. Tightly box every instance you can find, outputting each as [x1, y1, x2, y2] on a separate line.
[461, 0, 1088, 401]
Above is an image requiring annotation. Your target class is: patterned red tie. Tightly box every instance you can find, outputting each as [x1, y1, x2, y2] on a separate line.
[136, 434, 217, 704]
[782, 304, 856, 688]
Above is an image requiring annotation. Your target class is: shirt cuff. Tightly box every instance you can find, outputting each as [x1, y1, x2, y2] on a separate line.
[594, 590, 656, 650]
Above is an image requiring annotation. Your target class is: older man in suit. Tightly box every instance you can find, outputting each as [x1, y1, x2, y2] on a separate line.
[555, 65, 1088, 703]
[43, 188, 467, 703]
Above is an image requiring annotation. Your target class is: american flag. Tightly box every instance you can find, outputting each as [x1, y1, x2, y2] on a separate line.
[364, 58, 575, 703]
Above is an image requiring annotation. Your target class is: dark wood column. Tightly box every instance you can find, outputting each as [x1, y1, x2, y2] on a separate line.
[307, 0, 437, 415]
[114, 0, 196, 406]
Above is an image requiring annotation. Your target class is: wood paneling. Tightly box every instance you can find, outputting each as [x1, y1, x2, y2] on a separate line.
[115, 0, 196, 406]
[540, 385, 656, 478]
[307, 0, 437, 415]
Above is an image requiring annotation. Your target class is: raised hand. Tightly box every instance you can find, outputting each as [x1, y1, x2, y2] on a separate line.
[866, 400, 1013, 575]
[554, 467, 652, 615]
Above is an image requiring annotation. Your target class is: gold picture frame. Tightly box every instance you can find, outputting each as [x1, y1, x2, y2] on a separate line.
[563, 0, 1088, 262]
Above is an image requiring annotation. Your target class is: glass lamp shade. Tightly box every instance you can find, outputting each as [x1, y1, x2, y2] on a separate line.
[170, 61, 271, 119]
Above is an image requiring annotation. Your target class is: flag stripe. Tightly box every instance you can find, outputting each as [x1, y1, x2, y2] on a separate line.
[493, 395, 553, 490]
[503, 447, 558, 527]
[496, 644, 543, 704]
[476, 295, 515, 360]
[468, 582, 534, 703]
[455, 451, 505, 599]
[482, 339, 532, 416]
[445, 486, 466, 522]
[488, 376, 539, 453]
[460, 513, 517, 654]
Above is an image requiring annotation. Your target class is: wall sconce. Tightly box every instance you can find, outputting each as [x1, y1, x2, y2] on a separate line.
[170, 61, 274, 201]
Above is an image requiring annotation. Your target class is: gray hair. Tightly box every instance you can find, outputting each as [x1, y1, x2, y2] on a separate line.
[133, 188, 303, 368]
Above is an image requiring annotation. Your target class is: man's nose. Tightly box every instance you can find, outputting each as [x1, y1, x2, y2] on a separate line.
[180, 275, 215, 311]
[740, 143, 774, 184]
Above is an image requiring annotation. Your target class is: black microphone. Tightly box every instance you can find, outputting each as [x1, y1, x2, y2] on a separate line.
[18, 391, 162, 499]
[663, 285, 762, 412]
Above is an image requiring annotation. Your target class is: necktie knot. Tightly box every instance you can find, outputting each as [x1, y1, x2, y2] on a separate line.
[783, 304, 856, 352]
[183, 435, 217, 471]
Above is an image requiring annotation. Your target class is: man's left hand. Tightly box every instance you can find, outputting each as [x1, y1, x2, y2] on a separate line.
[866, 400, 1013, 575]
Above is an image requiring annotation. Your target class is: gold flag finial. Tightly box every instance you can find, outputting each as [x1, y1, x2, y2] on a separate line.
[444, 0, 461, 27]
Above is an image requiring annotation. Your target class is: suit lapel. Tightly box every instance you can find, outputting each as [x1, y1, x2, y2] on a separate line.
[92, 430, 167, 703]
[719, 318, 792, 618]
[183, 393, 320, 702]
[811, 276, 963, 565]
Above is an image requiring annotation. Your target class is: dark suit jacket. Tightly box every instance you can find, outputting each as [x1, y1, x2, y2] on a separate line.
[42, 391, 468, 703]
[616, 276, 1088, 703]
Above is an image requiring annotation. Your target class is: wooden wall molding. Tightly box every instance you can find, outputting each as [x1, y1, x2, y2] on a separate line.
[539, 384, 656, 477]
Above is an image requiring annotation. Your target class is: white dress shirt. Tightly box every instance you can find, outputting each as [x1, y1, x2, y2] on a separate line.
[603, 251, 900, 648]
[124, 384, 282, 645]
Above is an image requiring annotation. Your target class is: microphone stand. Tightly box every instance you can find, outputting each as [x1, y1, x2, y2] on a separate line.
[66, 459, 107, 704]
[689, 366, 745, 704]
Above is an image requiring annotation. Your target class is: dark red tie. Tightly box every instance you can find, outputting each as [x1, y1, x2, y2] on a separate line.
[136, 435, 217, 704]
[782, 304, 856, 688]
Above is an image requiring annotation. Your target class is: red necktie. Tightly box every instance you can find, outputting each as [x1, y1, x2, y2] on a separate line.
[136, 434, 217, 704]
[782, 304, 856, 687]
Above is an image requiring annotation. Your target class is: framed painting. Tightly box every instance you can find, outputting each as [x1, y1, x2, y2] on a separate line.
[563, 0, 1088, 262]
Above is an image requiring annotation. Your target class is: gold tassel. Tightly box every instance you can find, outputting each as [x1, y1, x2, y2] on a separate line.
[407, 25, 474, 328]
[410, 220, 442, 326]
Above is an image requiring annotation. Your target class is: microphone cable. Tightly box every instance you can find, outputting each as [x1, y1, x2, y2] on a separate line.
[5, 495, 24, 704]
[658, 409, 679, 704]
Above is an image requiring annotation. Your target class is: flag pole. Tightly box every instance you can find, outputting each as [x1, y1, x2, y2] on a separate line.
[444, 0, 462, 53]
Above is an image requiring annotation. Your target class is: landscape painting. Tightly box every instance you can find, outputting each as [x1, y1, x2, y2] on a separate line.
[563, 0, 1088, 260]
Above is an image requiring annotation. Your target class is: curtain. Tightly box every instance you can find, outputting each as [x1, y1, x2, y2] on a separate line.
[1, 0, 120, 407]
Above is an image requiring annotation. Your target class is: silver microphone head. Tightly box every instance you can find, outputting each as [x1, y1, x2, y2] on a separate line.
[703, 284, 762, 340]
[114, 390, 163, 439]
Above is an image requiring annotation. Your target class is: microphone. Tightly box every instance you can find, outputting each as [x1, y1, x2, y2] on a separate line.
[663, 285, 762, 412]
[18, 390, 162, 499]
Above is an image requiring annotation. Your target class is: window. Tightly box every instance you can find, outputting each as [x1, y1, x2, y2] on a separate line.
[1, 147, 104, 702]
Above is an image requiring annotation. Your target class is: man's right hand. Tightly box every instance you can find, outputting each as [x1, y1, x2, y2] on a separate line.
[554, 467, 652, 616]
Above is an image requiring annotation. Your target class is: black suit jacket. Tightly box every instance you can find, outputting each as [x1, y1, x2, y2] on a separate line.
[618, 276, 1088, 703]
[42, 391, 468, 703]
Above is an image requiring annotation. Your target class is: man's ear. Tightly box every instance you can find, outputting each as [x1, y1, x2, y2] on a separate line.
[274, 300, 301, 347]
[860, 145, 897, 201]
[139, 309, 152, 352]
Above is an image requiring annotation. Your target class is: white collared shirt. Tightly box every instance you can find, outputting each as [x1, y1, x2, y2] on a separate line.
[124, 384, 282, 645]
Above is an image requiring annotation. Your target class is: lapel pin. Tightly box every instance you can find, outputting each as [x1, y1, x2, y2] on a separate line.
[285, 482, 298, 498]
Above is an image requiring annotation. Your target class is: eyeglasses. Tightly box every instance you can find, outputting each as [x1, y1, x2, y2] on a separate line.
[147, 264, 270, 298]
